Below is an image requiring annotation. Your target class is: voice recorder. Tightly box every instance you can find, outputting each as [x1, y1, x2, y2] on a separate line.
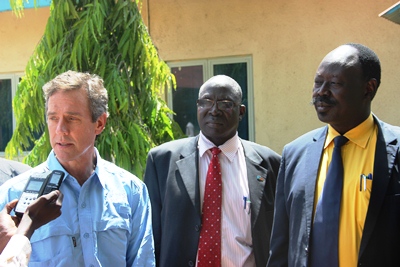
[14, 170, 64, 217]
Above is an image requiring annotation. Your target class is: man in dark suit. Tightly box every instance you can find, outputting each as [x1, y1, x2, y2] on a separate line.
[0, 158, 31, 186]
[267, 43, 400, 267]
[144, 75, 281, 267]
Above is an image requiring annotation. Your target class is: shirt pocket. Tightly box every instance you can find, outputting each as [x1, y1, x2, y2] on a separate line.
[93, 203, 132, 264]
[95, 202, 132, 232]
[29, 223, 74, 265]
[28, 252, 75, 267]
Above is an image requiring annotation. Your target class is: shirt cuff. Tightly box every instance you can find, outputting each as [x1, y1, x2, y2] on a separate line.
[0, 234, 31, 267]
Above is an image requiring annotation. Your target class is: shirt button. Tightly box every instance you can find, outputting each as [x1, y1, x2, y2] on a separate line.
[305, 246, 308, 256]
[84, 233, 89, 238]
[81, 203, 86, 208]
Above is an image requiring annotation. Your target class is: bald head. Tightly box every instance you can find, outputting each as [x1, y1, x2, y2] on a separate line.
[197, 75, 245, 146]
[321, 45, 360, 69]
[199, 75, 242, 103]
[323, 43, 381, 88]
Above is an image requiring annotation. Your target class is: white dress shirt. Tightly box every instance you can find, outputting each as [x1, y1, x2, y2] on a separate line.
[197, 132, 255, 267]
[0, 234, 31, 267]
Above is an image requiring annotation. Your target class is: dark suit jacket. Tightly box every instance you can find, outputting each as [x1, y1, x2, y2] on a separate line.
[144, 136, 281, 267]
[267, 116, 400, 267]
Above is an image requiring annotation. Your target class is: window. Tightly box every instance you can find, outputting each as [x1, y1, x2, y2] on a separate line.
[0, 78, 13, 152]
[168, 56, 254, 141]
[0, 74, 43, 156]
[0, 74, 22, 154]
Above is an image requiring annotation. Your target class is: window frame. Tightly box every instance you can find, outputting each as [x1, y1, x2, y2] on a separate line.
[0, 73, 23, 156]
[167, 56, 254, 141]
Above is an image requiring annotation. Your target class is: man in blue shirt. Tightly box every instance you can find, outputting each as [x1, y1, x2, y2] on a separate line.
[0, 71, 155, 266]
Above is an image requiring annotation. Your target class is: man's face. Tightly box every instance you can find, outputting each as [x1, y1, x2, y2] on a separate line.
[197, 82, 245, 146]
[46, 89, 106, 166]
[312, 46, 372, 134]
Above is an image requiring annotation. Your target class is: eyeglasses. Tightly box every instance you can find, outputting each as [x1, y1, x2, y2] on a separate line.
[197, 99, 239, 111]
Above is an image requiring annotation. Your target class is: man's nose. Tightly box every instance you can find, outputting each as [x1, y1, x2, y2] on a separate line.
[313, 82, 330, 97]
[55, 118, 68, 135]
[209, 101, 222, 114]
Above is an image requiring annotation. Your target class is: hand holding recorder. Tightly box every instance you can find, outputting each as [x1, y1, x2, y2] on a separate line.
[0, 190, 63, 253]
[14, 170, 64, 217]
[17, 189, 63, 239]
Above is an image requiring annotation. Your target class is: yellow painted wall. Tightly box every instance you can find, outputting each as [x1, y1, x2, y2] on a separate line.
[0, 8, 49, 73]
[147, 0, 400, 153]
[1, 0, 399, 154]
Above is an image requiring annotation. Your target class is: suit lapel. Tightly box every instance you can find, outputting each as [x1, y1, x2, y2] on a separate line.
[176, 137, 201, 216]
[359, 118, 399, 257]
[304, 127, 327, 239]
[242, 141, 269, 228]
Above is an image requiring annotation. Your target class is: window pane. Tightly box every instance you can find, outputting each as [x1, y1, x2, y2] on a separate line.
[213, 63, 248, 140]
[171, 66, 203, 137]
[0, 79, 13, 151]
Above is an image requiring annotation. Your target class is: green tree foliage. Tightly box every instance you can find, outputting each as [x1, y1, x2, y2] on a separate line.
[6, 0, 184, 177]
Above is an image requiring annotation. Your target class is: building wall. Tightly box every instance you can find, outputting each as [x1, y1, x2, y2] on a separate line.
[146, 0, 400, 152]
[1, 0, 399, 153]
[0, 8, 49, 73]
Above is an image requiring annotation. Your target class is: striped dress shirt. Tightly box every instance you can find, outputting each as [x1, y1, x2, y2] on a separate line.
[197, 132, 255, 267]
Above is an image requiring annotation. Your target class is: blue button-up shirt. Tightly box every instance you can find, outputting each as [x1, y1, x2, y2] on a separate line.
[0, 149, 155, 267]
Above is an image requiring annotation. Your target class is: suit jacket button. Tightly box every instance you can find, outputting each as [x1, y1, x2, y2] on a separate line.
[195, 225, 200, 231]
[188, 260, 194, 266]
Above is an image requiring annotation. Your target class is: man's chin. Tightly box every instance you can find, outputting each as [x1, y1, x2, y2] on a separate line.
[53, 149, 73, 161]
[316, 112, 331, 124]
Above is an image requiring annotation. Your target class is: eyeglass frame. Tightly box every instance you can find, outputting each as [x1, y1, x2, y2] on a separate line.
[196, 98, 241, 111]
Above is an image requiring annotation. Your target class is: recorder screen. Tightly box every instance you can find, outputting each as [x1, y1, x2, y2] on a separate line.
[50, 173, 62, 184]
[26, 180, 43, 192]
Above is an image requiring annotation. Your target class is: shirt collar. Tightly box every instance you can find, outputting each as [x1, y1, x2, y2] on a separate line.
[325, 113, 375, 149]
[198, 131, 241, 162]
[47, 147, 101, 183]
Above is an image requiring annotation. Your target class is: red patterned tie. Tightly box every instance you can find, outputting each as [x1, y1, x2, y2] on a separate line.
[197, 147, 222, 267]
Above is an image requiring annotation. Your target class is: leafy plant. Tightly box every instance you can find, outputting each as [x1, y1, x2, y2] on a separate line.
[6, 0, 184, 177]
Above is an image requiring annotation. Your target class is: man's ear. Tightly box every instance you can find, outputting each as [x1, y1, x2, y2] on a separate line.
[365, 78, 378, 101]
[95, 113, 107, 135]
[239, 105, 246, 121]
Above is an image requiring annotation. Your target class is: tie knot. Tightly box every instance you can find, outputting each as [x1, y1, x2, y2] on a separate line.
[334, 135, 348, 148]
[210, 147, 221, 156]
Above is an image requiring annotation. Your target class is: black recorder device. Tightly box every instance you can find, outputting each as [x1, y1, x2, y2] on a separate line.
[14, 170, 64, 217]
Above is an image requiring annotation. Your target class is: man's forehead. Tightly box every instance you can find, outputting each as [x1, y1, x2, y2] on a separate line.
[322, 45, 359, 64]
[199, 85, 236, 98]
